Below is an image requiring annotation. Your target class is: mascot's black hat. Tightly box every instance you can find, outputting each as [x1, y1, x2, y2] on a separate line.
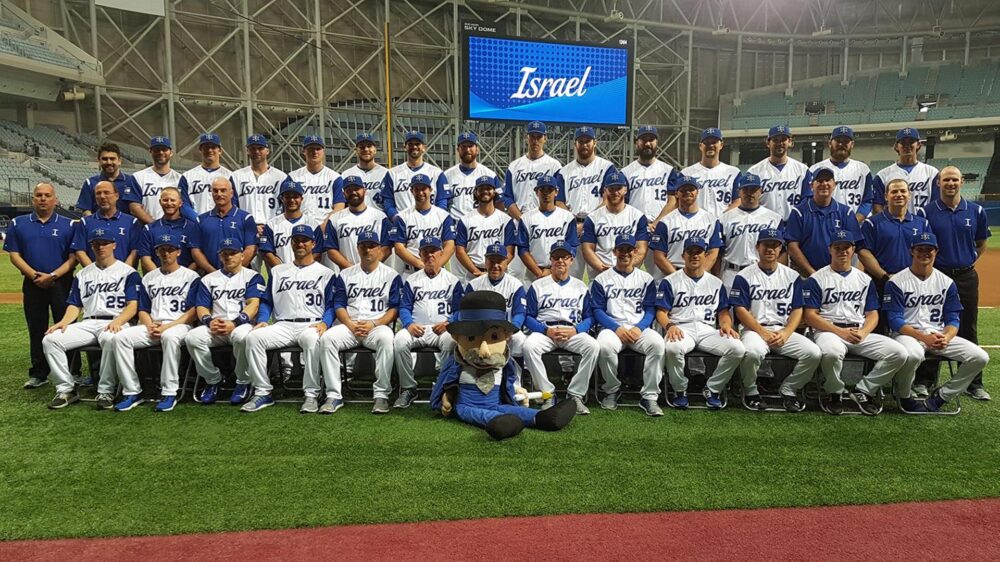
[447, 290, 516, 337]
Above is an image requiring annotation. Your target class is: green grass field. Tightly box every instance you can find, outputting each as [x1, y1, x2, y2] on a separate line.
[989, 226, 1000, 249]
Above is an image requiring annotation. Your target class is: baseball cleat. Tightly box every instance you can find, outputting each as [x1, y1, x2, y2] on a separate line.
[199, 383, 219, 405]
[23, 377, 49, 389]
[48, 391, 79, 409]
[393, 388, 418, 409]
[899, 398, 927, 413]
[782, 395, 806, 413]
[571, 395, 590, 415]
[924, 390, 946, 412]
[600, 391, 620, 411]
[319, 397, 344, 414]
[371, 398, 390, 414]
[825, 393, 844, 415]
[638, 398, 664, 417]
[744, 394, 765, 411]
[240, 395, 274, 412]
[154, 396, 177, 412]
[229, 383, 251, 405]
[911, 384, 930, 399]
[706, 392, 724, 410]
[113, 395, 144, 412]
[849, 390, 880, 416]
[672, 393, 689, 409]
[300, 396, 319, 414]
[95, 393, 116, 411]
[966, 386, 991, 401]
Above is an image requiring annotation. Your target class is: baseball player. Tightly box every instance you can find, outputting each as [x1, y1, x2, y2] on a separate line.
[379, 130, 446, 219]
[441, 132, 499, 221]
[77, 142, 147, 223]
[111, 234, 200, 412]
[390, 173, 457, 278]
[802, 230, 908, 415]
[137, 187, 200, 272]
[717, 173, 782, 289]
[858, 178, 933, 289]
[556, 126, 618, 224]
[319, 230, 402, 414]
[872, 127, 939, 214]
[453, 177, 517, 282]
[516, 174, 578, 283]
[42, 228, 141, 410]
[179, 133, 232, 219]
[184, 239, 265, 405]
[649, 176, 723, 280]
[657, 237, 745, 410]
[190, 178, 257, 272]
[501, 121, 562, 220]
[466, 243, 528, 381]
[341, 132, 389, 212]
[730, 229, 821, 412]
[808, 126, 874, 221]
[581, 170, 649, 280]
[393, 236, 465, 409]
[229, 134, 288, 225]
[590, 235, 664, 416]
[669, 128, 742, 220]
[321, 175, 393, 272]
[133, 136, 181, 221]
[287, 134, 345, 216]
[746, 125, 811, 221]
[522, 241, 599, 415]
[259, 181, 323, 270]
[884, 233, 990, 412]
[242, 224, 337, 414]
[621, 125, 680, 223]
[71, 180, 141, 268]
[785, 166, 862, 276]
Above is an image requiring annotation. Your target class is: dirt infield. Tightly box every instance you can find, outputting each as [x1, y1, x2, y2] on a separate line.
[3, 498, 998, 561]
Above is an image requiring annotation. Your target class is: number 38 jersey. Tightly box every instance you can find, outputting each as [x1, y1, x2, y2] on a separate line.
[729, 263, 804, 327]
[138, 267, 200, 322]
[67, 261, 141, 318]
[260, 262, 336, 323]
[656, 270, 728, 327]
[333, 262, 402, 322]
[399, 268, 464, 326]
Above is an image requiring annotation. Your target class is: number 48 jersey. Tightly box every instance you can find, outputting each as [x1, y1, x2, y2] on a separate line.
[525, 275, 590, 326]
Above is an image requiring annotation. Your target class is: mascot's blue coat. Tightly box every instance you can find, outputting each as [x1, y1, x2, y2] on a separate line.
[429, 355, 518, 412]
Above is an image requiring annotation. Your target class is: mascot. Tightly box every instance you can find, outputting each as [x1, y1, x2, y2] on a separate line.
[430, 290, 576, 440]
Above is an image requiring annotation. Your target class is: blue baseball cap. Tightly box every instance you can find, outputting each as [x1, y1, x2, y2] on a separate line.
[700, 127, 723, 142]
[302, 134, 325, 148]
[684, 237, 708, 252]
[88, 228, 114, 243]
[419, 236, 443, 251]
[474, 176, 497, 190]
[355, 132, 377, 145]
[457, 131, 478, 145]
[153, 233, 181, 249]
[911, 232, 938, 248]
[485, 243, 506, 258]
[149, 136, 172, 149]
[738, 173, 763, 190]
[342, 175, 365, 188]
[280, 180, 304, 196]
[198, 133, 221, 147]
[602, 171, 628, 190]
[812, 166, 836, 181]
[896, 127, 921, 142]
[409, 173, 431, 188]
[535, 174, 558, 190]
[246, 134, 268, 148]
[829, 229, 855, 246]
[404, 130, 426, 144]
[767, 125, 791, 139]
[218, 238, 243, 252]
[356, 230, 381, 246]
[614, 234, 637, 249]
[290, 224, 315, 240]
[676, 176, 701, 190]
[831, 126, 854, 140]
[575, 126, 596, 140]
[549, 240, 576, 257]
[636, 125, 658, 139]
[526, 121, 547, 135]
[756, 228, 785, 244]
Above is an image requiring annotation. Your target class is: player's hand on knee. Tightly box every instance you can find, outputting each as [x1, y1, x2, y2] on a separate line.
[408, 324, 425, 337]
[666, 325, 684, 342]
[106, 320, 125, 333]
[252, 322, 268, 330]
[720, 326, 739, 339]
[313, 321, 328, 336]
[432, 322, 448, 335]
[45, 322, 67, 335]
[615, 326, 633, 344]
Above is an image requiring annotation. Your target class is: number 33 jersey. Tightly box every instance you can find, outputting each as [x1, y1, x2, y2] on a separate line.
[332, 262, 402, 322]
[68, 261, 141, 318]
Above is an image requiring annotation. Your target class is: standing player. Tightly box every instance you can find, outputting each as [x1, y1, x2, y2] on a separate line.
[259, 181, 323, 270]
[580, 171, 649, 279]
[111, 234, 199, 412]
[70, 180, 140, 267]
[454, 177, 517, 282]
[785, 167, 862, 276]
[77, 142, 147, 223]
[179, 133, 232, 218]
[802, 231, 908, 415]
[137, 187, 200, 272]
[517, 174, 578, 283]
[321, 176, 393, 271]
[441, 132, 498, 221]
[390, 173, 456, 277]
[621, 125, 680, 223]
[42, 229, 140, 410]
[184, 239, 265, 405]
[319, 231, 401, 415]
[340, 132, 388, 212]
[885, 233, 990, 411]
[287, 134, 345, 216]
[380, 130, 446, 219]
[229, 134, 288, 226]
[717, 173, 782, 289]
[467, 244, 527, 381]
[590, 235, 664, 416]
[502, 121, 562, 220]
[242, 225, 336, 413]
[672, 128, 742, 220]
[133, 136, 181, 221]
[746, 126, 811, 221]
[872, 128, 939, 214]
[809, 126, 874, 221]
[190, 178, 257, 272]
[557, 127, 618, 228]
[522, 241, 599, 415]
[730, 229, 822, 412]
[393, 237, 465, 409]
[649, 177, 723, 280]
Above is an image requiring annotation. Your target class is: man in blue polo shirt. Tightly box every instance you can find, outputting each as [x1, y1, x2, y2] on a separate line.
[137, 186, 200, 272]
[191, 177, 258, 273]
[76, 142, 149, 224]
[786, 166, 862, 276]
[858, 178, 932, 287]
[4, 183, 77, 389]
[70, 180, 141, 267]
[917, 165, 992, 400]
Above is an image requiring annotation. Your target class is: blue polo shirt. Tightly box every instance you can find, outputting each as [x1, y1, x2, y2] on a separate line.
[197, 206, 257, 269]
[3, 212, 75, 272]
[138, 217, 201, 267]
[917, 198, 991, 269]
[70, 211, 141, 262]
[76, 172, 142, 214]
[860, 211, 933, 274]
[785, 198, 862, 271]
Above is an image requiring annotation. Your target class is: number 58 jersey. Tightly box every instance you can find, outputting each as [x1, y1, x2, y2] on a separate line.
[729, 263, 803, 326]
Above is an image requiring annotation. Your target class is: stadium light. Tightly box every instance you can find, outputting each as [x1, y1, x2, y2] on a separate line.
[812, 27, 832, 36]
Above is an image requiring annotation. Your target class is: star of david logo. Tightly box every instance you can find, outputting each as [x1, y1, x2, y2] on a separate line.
[836, 231, 849, 239]
[94, 228, 105, 236]
[223, 238, 234, 245]
[920, 233, 931, 241]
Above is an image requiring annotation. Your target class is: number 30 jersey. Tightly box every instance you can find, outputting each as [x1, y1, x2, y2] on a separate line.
[260, 262, 336, 323]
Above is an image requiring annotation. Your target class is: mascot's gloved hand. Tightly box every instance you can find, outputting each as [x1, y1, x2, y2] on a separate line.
[441, 387, 456, 417]
[514, 386, 530, 406]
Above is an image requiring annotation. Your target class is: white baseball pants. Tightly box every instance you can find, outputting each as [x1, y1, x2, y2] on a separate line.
[895, 334, 988, 401]
[663, 322, 746, 394]
[813, 331, 907, 396]
[523, 331, 599, 398]
[245, 321, 323, 398]
[42, 319, 115, 394]
[596, 327, 665, 399]
[320, 324, 394, 399]
[184, 324, 253, 386]
[739, 330, 821, 397]
[114, 324, 191, 396]
[393, 327, 455, 389]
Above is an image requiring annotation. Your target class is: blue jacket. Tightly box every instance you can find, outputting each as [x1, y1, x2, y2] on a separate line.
[430, 355, 519, 412]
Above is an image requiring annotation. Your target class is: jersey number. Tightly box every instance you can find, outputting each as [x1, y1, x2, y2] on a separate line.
[371, 300, 386, 312]
[105, 296, 126, 309]
[437, 302, 451, 315]
[305, 293, 321, 307]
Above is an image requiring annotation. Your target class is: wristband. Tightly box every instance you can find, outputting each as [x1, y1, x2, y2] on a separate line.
[200, 315, 212, 326]
[234, 312, 250, 326]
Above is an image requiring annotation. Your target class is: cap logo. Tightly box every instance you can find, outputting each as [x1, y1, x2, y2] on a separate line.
[94, 228, 105, 236]
[920, 233, 931, 240]
[837, 230, 849, 239]
[160, 234, 171, 242]
[223, 238, 233, 245]
[251, 135, 261, 142]
[154, 136, 165, 143]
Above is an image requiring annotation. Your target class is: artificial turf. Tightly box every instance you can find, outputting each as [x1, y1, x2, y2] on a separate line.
[0, 304, 998, 540]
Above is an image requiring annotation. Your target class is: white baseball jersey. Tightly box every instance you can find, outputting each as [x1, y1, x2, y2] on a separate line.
[803, 266, 879, 326]
[719, 206, 782, 268]
[340, 163, 389, 211]
[393, 206, 457, 262]
[139, 267, 199, 322]
[517, 207, 577, 268]
[230, 165, 288, 223]
[264, 262, 335, 322]
[651, 209, 723, 268]
[133, 167, 182, 220]
[195, 267, 266, 319]
[681, 161, 742, 218]
[582, 204, 650, 266]
[558, 156, 616, 217]
[884, 268, 962, 333]
[874, 161, 939, 211]
[809, 159, 873, 216]
[590, 267, 656, 327]
[333, 262, 402, 322]
[747, 157, 811, 220]
[322, 207, 391, 265]
[526, 275, 589, 326]
[67, 261, 141, 318]
[657, 270, 728, 327]
[179, 165, 232, 215]
[288, 165, 342, 216]
[443, 164, 498, 221]
[260, 213, 323, 265]
[622, 159, 677, 221]
[455, 209, 517, 267]
[401, 268, 463, 325]
[468, 273, 526, 323]
[503, 154, 562, 213]
[729, 263, 803, 327]
[382, 162, 444, 214]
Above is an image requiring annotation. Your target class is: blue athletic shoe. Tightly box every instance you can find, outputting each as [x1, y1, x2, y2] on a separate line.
[240, 394, 274, 413]
[199, 383, 219, 405]
[154, 396, 177, 412]
[672, 393, 689, 409]
[899, 398, 927, 413]
[706, 392, 723, 410]
[113, 395, 144, 412]
[229, 383, 251, 405]
[638, 398, 664, 417]
[925, 390, 946, 412]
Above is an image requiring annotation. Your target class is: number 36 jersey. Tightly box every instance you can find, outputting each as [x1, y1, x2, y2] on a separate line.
[67, 261, 141, 318]
[332, 262, 402, 322]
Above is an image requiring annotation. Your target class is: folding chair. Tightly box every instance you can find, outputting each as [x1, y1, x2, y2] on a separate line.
[593, 348, 652, 408]
[266, 345, 306, 404]
[663, 350, 729, 410]
[735, 353, 807, 413]
[131, 344, 194, 402]
[811, 354, 884, 415]
[341, 345, 377, 403]
[408, 345, 443, 404]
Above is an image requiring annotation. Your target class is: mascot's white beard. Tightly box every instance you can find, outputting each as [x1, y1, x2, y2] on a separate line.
[455, 340, 510, 372]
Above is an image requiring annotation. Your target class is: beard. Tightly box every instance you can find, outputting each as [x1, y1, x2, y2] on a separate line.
[639, 147, 655, 159]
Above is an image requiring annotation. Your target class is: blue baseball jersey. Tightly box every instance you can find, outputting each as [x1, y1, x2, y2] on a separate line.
[883, 267, 962, 333]
[138, 217, 201, 268]
[917, 198, 991, 269]
[589, 267, 657, 330]
[729, 263, 804, 327]
[656, 271, 729, 327]
[785, 199, 862, 271]
[802, 266, 879, 326]
[197, 206, 258, 269]
[70, 212, 141, 262]
[76, 172, 142, 215]
[859, 211, 932, 274]
[3, 212, 75, 272]
[524, 275, 593, 334]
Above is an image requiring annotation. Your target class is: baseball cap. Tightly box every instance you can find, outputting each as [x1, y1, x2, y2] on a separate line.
[280, 179, 304, 196]
[614, 234, 637, 249]
[756, 228, 784, 245]
[474, 176, 498, 190]
[198, 133, 221, 147]
[290, 224, 315, 240]
[302, 134, 325, 148]
[342, 175, 365, 188]
[484, 243, 506, 258]
[419, 236, 443, 251]
[356, 230, 381, 246]
[911, 232, 938, 248]
[767, 125, 791, 139]
[457, 131, 478, 145]
[218, 238, 243, 253]
[153, 233, 181, 250]
[404, 130, 426, 144]
[738, 173, 763, 190]
[829, 229, 855, 246]
[246, 134, 268, 148]
[812, 167, 836, 181]
[602, 171, 628, 190]
[675, 176, 701, 190]
[831, 126, 854, 140]
[526, 121, 547, 135]
[700, 127, 723, 142]
[88, 228, 114, 243]
[575, 126, 596, 140]
[550, 240, 576, 257]
[409, 173, 431, 188]
[684, 237, 708, 252]
[535, 174, 558, 190]
[355, 132, 377, 145]
[636, 125, 658, 139]
[149, 136, 172, 149]
[896, 127, 921, 142]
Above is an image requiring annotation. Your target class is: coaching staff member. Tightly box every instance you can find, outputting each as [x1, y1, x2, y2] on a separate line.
[4, 183, 76, 389]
